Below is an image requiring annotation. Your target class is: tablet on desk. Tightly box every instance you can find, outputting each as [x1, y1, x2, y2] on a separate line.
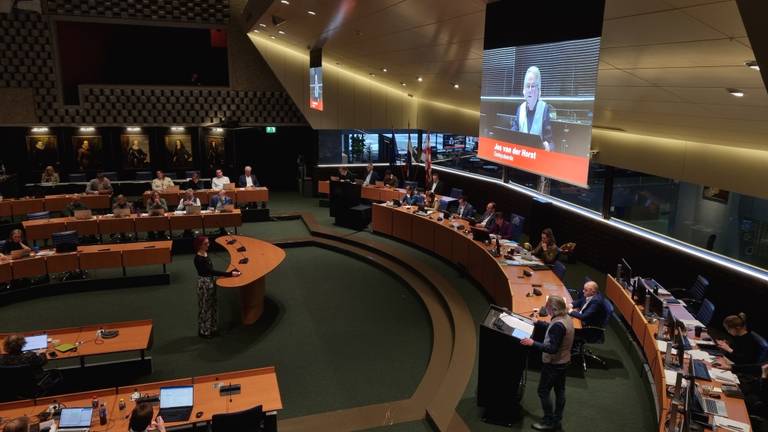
[22, 334, 48, 351]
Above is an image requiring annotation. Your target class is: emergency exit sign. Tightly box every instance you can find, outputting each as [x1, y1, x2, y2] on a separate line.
[265, 126, 277, 134]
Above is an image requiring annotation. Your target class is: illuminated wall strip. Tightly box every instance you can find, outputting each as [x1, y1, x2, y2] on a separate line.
[317, 163, 392, 168]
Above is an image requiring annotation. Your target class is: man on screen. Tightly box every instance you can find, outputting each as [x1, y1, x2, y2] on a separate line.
[511, 66, 554, 152]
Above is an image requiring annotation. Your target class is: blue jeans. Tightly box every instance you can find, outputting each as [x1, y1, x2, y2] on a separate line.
[538, 363, 568, 424]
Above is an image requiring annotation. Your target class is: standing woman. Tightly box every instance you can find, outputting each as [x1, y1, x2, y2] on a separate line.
[192, 236, 240, 338]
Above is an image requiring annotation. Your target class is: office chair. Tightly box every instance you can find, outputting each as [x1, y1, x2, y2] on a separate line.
[165, 172, 177, 180]
[572, 298, 614, 371]
[552, 261, 567, 282]
[403, 180, 418, 190]
[754, 332, 768, 363]
[509, 213, 525, 242]
[51, 231, 85, 280]
[27, 211, 51, 220]
[100, 171, 118, 181]
[211, 405, 267, 432]
[674, 275, 710, 314]
[449, 188, 463, 199]
[67, 173, 87, 182]
[0, 364, 62, 402]
[184, 170, 198, 179]
[695, 299, 715, 327]
[135, 171, 153, 181]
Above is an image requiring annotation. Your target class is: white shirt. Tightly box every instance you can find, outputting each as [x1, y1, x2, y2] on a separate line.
[211, 176, 230, 190]
[580, 295, 594, 312]
[245, 176, 253, 187]
[363, 171, 374, 186]
[430, 182, 438, 193]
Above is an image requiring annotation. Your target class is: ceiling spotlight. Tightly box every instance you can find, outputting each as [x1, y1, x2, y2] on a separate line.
[307, 10, 316, 15]
[280, 0, 290, 4]
[31, 126, 49, 133]
[277, 30, 286, 35]
[745, 60, 760, 71]
[400, 82, 406, 86]
[417, 76, 423, 82]
[252, 29, 259, 33]
[259, 23, 267, 28]
[79, 126, 95, 132]
[453, 83, 460, 89]
[126, 126, 141, 132]
[171, 126, 185, 132]
[727, 88, 744, 97]
[381, 68, 388, 72]
[369, 73, 376, 77]
[270, 35, 276, 39]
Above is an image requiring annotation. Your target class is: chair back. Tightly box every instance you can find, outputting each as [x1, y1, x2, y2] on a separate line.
[27, 211, 51, 220]
[67, 173, 87, 182]
[689, 275, 709, 303]
[135, 171, 153, 181]
[449, 188, 463, 199]
[695, 299, 715, 326]
[753, 332, 768, 363]
[52, 230, 79, 253]
[211, 405, 265, 432]
[552, 261, 567, 282]
[509, 213, 525, 242]
[0, 363, 37, 401]
[601, 297, 614, 327]
[403, 180, 418, 190]
[165, 172, 177, 180]
[184, 170, 198, 179]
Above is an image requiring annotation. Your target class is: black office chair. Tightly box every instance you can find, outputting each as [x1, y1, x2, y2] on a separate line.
[27, 211, 51, 220]
[449, 187, 463, 199]
[552, 261, 567, 282]
[52, 231, 84, 280]
[67, 173, 87, 182]
[695, 299, 715, 327]
[670, 275, 709, 313]
[0, 364, 62, 402]
[509, 213, 526, 242]
[100, 171, 118, 181]
[403, 180, 418, 190]
[184, 170, 198, 179]
[135, 171, 153, 181]
[572, 298, 614, 371]
[211, 405, 268, 432]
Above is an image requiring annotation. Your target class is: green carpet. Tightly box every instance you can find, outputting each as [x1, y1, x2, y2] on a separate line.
[1, 191, 658, 430]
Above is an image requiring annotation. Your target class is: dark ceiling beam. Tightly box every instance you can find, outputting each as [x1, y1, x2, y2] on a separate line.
[736, 0, 768, 90]
[242, 0, 272, 32]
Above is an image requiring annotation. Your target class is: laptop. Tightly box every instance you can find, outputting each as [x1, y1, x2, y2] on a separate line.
[694, 384, 728, 417]
[113, 207, 131, 217]
[10, 249, 31, 260]
[471, 226, 491, 242]
[22, 334, 48, 352]
[186, 205, 201, 215]
[58, 407, 93, 431]
[223, 183, 235, 191]
[220, 203, 235, 213]
[158, 385, 194, 422]
[73, 209, 93, 220]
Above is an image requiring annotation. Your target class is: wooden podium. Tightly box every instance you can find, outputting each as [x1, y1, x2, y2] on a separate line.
[215, 235, 285, 324]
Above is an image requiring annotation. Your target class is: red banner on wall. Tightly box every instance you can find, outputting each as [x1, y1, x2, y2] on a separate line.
[477, 137, 589, 187]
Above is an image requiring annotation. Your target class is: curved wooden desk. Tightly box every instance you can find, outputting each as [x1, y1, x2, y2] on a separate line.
[215, 235, 285, 325]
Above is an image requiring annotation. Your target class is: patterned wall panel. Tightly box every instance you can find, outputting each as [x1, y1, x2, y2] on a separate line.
[44, 0, 230, 24]
[0, 13, 56, 89]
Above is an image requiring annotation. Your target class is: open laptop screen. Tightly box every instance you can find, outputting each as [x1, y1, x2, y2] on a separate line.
[160, 386, 194, 408]
[22, 334, 47, 352]
[59, 408, 93, 428]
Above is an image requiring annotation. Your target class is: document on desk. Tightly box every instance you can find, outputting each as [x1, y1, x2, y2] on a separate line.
[711, 369, 740, 385]
[504, 258, 540, 266]
[657, 340, 677, 355]
[664, 369, 688, 387]
[679, 318, 703, 329]
[688, 350, 715, 362]
[499, 313, 534, 339]
[713, 415, 751, 431]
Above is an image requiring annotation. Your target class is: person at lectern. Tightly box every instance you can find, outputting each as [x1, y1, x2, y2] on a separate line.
[520, 296, 575, 431]
[337, 166, 355, 182]
[511, 66, 554, 152]
[193, 236, 240, 338]
[426, 172, 445, 195]
[531, 228, 559, 264]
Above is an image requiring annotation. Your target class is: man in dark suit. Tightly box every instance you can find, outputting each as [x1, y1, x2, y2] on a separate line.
[362, 162, 379, 186]
[237, 165, 265, 208]
[426, 172, 445, 195]
[477, 202, 497, 229]
[489, 212, 514, 240]
[569, 281, 609, 328]
[454, 195, 475, 218]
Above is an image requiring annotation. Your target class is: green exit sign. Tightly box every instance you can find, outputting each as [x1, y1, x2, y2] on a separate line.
[265, 126, 277, 134]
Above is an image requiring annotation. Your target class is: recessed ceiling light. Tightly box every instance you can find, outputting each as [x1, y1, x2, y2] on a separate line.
[277, 30, 286, 35]
[417, 76, 423, 82]
[259, 23, 267, 28]
[453, 83, 460, 89]
[400, 82, 406, 86]
[307, 10, 316, 15]
[252, 29, 259, 33]
[270, 35, 276, 39]
[381, 68, 388, 72]
[745, 60, 760, 71]
[369, 73, 376, 77]
[280, 0, 290, 4]
[727, 88, 744, 97]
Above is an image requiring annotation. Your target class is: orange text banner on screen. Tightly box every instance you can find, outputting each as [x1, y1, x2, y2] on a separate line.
[477, 137, 590, 187]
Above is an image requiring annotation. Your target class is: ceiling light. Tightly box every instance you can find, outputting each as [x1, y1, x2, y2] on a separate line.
[280, 0, 290, 4]
[252, 29, 259, 33]
[171, 126, 185, 132]
[31, 127, 49, 133]
[307, 10, 316, 15]
[212, 127, 224, 133]
[453, 83, 460, 89]
[126, 126, 141, 132]
[417, 76, 423, 82]
[381, 68, 388, 72]
[400, 82, 406, 87]
[79, 126, 95, 132]
[259, 23, 267, 28]
[270, 35, 276, 39]
[277, 30, 286, 35]
[369, 73, 376, 77]
[727, 88, 744, 97]
[745, 60, 760, 71]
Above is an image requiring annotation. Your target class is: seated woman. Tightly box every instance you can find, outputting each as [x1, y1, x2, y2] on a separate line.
[176, 189, 202, 237]
[146, 191, 168, 240]
[40, 165, 60, 184]
[0, 334, 61, 397]
[717, 313, 765, 375]
[129, 402, 166, 432]
[531, 228, 559, 264]
[3, 229, 32, 255]
[424, 191, 439, 210]
[111, 195, 134, 241]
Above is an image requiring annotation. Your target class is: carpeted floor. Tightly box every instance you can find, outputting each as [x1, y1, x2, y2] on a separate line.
[1, 191, 658, 431]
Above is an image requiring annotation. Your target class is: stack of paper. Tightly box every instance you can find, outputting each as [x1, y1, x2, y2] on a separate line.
[713, 415, 751, 431]
[711, 369, 740, 385]
[657, 340, 677, 355]
[688, 350, 715, 362]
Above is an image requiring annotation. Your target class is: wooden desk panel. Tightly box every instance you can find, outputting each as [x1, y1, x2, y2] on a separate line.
[451, 232, 470, 268]
[11, 198, 45, 216]
[195, 190, 214, 205]
[23, 219, 67, 242]
[10, 256, 46, 278]
[79, 248, 122, 270]
[42, 195, 72, 212]
[0, 201, 11, 217]
[65, 217, 99, 236]
[45, 252, 79, 273]
[0, 262, 11, 283]
[391, 210, 413, 242]
[433, 224, 454, 260]
[169, 214, 203, 231]
[79, 194, 111, 210]
[318, 180, 329, 194]
[411, 215, 434, 251]
[123, 243, 172, 267]
[235, 188, 268, 203]
[97, 216, 135, 235]
[134, 215, 170, 233]
[203, 211, 241, 229]
[371, 204, 393, 235]
[361, 187, 382, 201]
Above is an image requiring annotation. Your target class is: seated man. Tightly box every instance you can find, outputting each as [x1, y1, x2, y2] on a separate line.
[454, 195, 475, 219]
[477, 202, 497, 229]
[569, 281, 608, 328]
[64, 194, 89, 217]
[151, 170, 175, 191]
[426, 172, 444, 195]
[209, 190, 233, 234]
[145, 191, 168, 240]
[382, 169, 399, 188]
[176, 189, 201, 238]
[85, 172, 113, 195]
[237, 165, 266, 208]
[362, 162, 379, 186]
[211, 168, 231, 191]
[401, 185, 423, 206]
[111, 194, 134, 240]
[183, 171, 205, 190]
[488, 212, 514, 240]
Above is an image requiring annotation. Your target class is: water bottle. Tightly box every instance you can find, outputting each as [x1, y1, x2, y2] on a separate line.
[99, 402, 107, 425]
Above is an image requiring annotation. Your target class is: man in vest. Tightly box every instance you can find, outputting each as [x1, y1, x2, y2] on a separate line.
[511, 65, 554, 152]
[521, 295, 575, 430]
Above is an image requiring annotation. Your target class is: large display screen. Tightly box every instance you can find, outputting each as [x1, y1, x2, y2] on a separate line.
[478, 1, 604, 188]
[309, 67, 324, 111]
